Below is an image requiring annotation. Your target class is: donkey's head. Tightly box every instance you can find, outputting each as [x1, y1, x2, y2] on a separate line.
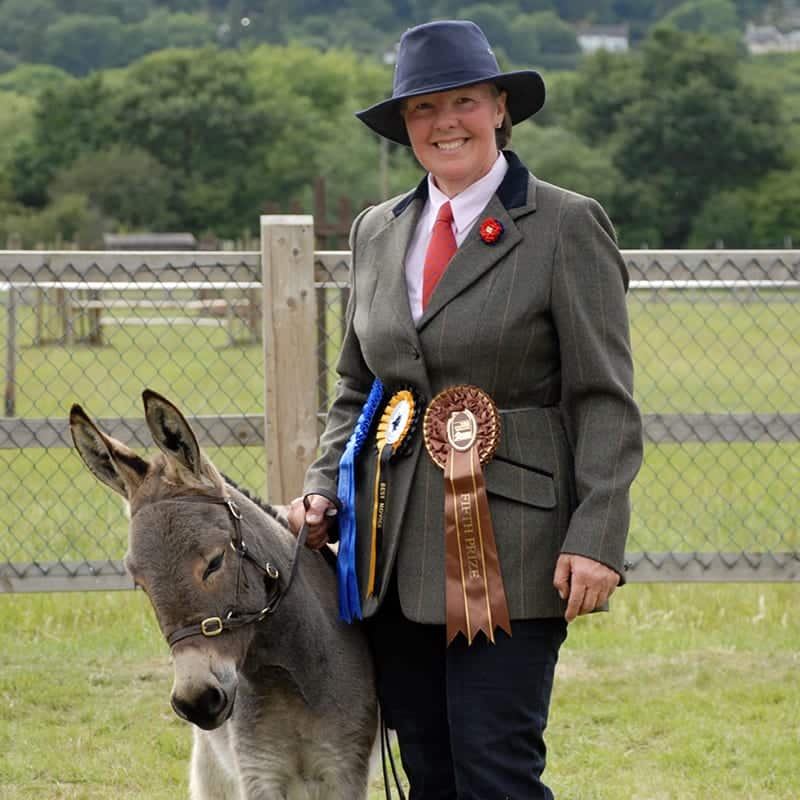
[70, 390, 270, 730]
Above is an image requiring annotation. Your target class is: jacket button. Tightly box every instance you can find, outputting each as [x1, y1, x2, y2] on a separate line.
[411, 347, 420, 360]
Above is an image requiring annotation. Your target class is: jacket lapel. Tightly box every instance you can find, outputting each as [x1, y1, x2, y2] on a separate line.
[364, 191, 426, 358]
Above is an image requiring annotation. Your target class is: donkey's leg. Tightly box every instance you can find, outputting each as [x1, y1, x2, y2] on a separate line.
[189, 726, 243, 800]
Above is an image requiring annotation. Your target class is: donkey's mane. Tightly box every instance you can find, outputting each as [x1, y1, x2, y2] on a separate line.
[220, 473, 337, 571]
[221, 473, 289, 529]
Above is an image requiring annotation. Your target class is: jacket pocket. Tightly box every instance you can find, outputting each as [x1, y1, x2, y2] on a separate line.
[484, 456, 556, 510]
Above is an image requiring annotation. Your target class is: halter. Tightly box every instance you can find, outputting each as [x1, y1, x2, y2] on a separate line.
[134, 493, 307, 649]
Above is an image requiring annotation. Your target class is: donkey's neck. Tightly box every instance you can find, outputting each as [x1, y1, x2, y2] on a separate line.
[221, 473, 287, 526]
[217, 482, 357, 713]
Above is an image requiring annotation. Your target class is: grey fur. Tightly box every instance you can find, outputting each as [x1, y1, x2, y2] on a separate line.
[70, 391, 377, 800]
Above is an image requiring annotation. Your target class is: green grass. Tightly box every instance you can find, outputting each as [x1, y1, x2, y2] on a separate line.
[0, 584, 798, 799]
[6, 303, 265, 418]
[630, 442, 800, 552]
[628, 298, 800, 415]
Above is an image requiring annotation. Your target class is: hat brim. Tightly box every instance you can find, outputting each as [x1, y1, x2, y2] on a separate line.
[355, 70, 545, 146]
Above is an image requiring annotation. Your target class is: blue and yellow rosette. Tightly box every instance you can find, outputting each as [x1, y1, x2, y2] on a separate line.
[366, 387, 421, 598]
[336, 378, 384, 623]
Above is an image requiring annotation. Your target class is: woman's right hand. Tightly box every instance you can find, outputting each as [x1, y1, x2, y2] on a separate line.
[287, 494, 337, 550]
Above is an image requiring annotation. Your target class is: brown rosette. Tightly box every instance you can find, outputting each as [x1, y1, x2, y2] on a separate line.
[424, 384, 500, 469]
[422, 385, 511, 646]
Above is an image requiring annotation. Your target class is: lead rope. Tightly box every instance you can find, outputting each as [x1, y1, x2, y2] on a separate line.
[380, 711, 407, 800]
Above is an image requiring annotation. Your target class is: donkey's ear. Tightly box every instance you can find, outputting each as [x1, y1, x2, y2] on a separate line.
[69, 404, 150, 498]
[142, 389, 202, 476]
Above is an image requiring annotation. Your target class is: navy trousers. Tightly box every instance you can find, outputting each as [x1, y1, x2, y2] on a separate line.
[367, 579, 567, 800]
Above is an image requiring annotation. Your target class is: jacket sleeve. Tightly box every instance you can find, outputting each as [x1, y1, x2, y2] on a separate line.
[550, 195, 644, 580]
[302, 205, 376, 502]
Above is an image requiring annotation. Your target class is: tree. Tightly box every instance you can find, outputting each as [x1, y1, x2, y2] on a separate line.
[246, 43, 401, 206]
[111, 48, 260, 173]
[0, 91, 37, 169]
[9, 74, 116, 206]
[509, 11, 580, 68]
[749, 169, 800, 247]
[0, 64, 73, 95]
[532, 69, 581, 129]
[126, 11, 216, 61]
[456, 5, 514, 55]
[0, 50, 17, 74]
[611, 27, 786, 246]
[570, 48, 642, 144]
[109, 47, 270, 235]
[693, 167, 800, 248]
[53, 0, 151, 23]
[40, 15, 127, 75]
[1, 192, 104, 248]
[661, 0, 740, 35]
[48, 145, 173, 229]
[0, 0, 62, 61]
[511, 121, 622, 212]
[687, 187, 751, 247]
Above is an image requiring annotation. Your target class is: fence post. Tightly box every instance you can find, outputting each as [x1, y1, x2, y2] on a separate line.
[4, 286, 16, 417]
[260, 215, 318, 501]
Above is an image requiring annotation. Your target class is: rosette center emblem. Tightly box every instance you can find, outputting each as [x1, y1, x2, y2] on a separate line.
[447, 409, 478, 452]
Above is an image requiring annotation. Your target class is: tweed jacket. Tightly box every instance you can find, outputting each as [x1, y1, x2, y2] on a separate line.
[304, 151, 643, 623]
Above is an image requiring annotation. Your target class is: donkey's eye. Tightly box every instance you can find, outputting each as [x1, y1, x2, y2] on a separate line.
[203, 552, 225, 581]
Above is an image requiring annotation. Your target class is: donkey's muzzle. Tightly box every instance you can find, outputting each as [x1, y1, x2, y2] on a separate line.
[171, 684, 235, 730]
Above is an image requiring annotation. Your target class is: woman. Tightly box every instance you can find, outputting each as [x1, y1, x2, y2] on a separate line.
[289, 19, 643, 799]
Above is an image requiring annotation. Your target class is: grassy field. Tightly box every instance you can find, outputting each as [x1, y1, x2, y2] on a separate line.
[1, 286, 798, 797]
[0, 584, 797, 799]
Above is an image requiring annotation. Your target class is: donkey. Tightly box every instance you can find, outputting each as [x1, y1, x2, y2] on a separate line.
[70, 389, 377, 800]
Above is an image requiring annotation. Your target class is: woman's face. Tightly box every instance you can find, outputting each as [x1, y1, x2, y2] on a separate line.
[402, 83, 507, 197]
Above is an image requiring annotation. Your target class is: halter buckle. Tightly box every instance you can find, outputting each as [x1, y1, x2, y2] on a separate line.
[201, 617, 224, 637]
[226, 498, 242, 520]
[265, 562, 279, 580]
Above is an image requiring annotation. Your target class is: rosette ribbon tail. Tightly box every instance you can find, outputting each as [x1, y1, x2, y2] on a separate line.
[444, 444, 512, 646]
[336, 378, 384, 623]
[367, 387, 421, 599]
[367, 443, 393, 598]
[336, 439, 361, 622]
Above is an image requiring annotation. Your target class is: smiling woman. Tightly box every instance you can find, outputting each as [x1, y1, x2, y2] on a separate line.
[288, 18, 643, 800]
[401, 84, 507, 197]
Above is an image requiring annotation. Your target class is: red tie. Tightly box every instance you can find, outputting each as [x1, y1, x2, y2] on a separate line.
[422, 201, 456, 310]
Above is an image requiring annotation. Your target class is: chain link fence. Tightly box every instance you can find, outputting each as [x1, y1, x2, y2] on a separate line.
[624, 252, 799, 579]
[1, 251, 266, 590]
[2, 246, 798, 591]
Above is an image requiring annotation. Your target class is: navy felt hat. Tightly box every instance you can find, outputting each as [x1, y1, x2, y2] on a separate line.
[356, 20, 545, 146]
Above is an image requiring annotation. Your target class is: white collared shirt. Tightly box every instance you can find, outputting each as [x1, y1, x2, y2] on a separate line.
[405, 151, 509, 324]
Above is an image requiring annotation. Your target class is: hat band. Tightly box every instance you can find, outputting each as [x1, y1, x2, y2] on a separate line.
[394, 66, 501, 99]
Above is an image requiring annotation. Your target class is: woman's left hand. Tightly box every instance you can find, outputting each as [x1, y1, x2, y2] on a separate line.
[553, 554, 620, 623]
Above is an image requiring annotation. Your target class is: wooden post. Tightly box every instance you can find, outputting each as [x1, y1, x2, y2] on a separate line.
[260, 215, 318, 501]
[5, 287, 16, 417]
[34, 288, 44, 346]
[88, 289, 103, 346]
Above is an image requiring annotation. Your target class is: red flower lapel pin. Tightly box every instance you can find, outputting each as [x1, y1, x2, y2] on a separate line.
[479, 217, 504, 244]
